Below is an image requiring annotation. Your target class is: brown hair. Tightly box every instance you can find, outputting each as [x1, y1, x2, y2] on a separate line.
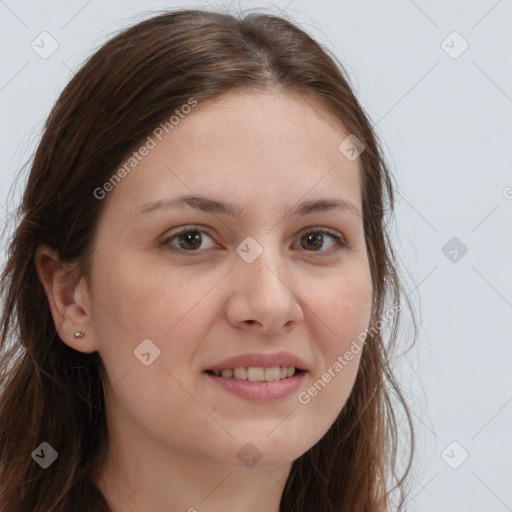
[0, 8, 416, 511]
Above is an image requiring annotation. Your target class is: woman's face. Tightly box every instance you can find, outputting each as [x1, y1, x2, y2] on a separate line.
[84, 89, 373, 468]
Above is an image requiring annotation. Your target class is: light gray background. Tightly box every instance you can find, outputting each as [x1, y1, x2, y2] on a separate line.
[1, 1, 511, 510]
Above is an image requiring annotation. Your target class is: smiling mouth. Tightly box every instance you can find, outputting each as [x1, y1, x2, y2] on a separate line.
[205, 366, 305, 382]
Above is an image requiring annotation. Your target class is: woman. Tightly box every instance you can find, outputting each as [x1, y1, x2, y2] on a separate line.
[0, 8, 415, 511]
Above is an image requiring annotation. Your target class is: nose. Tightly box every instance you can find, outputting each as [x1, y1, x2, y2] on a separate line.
[225, 242, 304, 335]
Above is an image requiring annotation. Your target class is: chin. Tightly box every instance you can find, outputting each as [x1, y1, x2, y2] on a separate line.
[227, 435, 313, 469]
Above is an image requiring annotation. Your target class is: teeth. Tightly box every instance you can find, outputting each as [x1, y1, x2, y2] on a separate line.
[264, 367, 281, 381]
[233, 367, 246, 379]
[212, 366, 297, 381]
[247, 367, 265, 381]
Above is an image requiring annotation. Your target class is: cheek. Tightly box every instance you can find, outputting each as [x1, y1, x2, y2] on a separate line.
[88, 257, 217, 440]
[298, 266, 372, 424]
[308, 264, 373, 347]
[89, 252, 223, 389]
[90, 249, 209, 338]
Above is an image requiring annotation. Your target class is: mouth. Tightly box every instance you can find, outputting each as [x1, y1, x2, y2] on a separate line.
[204, 366, 306, 382]
[203, 366, 307, 401]
[203, 352, 308, 400]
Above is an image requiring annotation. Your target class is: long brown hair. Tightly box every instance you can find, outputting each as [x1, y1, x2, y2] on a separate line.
[0, 8, 416, 511]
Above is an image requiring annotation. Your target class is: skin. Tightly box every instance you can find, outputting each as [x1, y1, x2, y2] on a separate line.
[36, 89, 373, 512]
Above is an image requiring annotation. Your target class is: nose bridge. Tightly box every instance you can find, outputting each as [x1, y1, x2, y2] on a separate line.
[227, 232, 303, 333]
[237, 232, 287, 288]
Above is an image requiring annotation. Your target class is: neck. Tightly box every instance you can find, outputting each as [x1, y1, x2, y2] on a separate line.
[95, 419, 291, 512]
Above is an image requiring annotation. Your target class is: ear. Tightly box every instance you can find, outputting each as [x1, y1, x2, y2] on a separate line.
[35, 244, 98, 353]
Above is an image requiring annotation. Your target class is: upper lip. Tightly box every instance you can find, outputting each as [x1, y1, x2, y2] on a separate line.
[205, 352, 308, 372]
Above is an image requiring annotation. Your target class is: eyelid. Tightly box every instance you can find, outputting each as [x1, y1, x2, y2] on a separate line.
[296, 225, 347, 243]
[159, 224, 349, 255]
[158, 225, 218, 255]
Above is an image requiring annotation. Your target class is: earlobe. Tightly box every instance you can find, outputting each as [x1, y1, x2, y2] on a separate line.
[34, 244, 98, 353]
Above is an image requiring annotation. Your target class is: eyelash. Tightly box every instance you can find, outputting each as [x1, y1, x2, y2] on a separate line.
[159, 225, 348, 257]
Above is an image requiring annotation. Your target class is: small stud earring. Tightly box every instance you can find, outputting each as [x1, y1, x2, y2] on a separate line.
[74, 331, 85, 339]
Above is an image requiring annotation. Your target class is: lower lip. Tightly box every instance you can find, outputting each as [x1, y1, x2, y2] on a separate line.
[204, 371, 306, 401]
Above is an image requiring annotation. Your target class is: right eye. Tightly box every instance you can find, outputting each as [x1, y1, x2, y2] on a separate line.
[160, 226, 218, 255]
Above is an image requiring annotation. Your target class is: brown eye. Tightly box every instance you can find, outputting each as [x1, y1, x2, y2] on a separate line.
[160, 226, 347, 257]
[300, 232, 326, 251]
[177, 231, 202, 250]
[161, 228, 217, 254]
[295, 229, 347, 255]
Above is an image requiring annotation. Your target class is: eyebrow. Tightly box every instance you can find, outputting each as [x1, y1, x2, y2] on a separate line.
[134, 193, 361, 219]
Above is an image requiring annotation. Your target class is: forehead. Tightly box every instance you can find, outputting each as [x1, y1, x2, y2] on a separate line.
[103, 89, 363, 219]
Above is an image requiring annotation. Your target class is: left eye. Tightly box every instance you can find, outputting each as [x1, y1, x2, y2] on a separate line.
[295, 231, 347, 253]
[160, 227, 347, 255]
